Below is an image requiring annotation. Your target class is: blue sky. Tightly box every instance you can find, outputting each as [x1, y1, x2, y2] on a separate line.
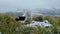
[0, 0, 60, 12]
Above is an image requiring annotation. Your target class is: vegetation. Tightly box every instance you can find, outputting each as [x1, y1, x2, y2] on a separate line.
[0, 14, 21, 34]
[0, 14, 60, 34]
[44, 16, 60, 34]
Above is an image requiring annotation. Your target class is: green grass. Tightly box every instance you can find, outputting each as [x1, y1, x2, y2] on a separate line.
[0, 14, 60, 34]
[0, 14, 21, 34]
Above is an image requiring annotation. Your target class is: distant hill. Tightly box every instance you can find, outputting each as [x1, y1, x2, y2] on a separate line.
[4, 8, 60, 17]
[33, 8, 60, 16]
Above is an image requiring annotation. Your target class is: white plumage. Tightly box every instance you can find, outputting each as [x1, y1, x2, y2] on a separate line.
[25, 20, 52, 27]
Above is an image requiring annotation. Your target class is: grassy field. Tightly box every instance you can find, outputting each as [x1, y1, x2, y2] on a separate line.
[0, 14, 60, 34]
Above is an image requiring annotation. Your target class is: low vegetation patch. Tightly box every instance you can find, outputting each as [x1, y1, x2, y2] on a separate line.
[0, 14, 60, 34]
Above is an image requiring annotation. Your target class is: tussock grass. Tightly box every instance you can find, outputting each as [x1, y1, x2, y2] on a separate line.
[0, 14, 60, 34]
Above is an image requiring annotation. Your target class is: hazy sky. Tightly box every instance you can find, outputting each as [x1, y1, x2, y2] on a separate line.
[0, 0, 60, 12]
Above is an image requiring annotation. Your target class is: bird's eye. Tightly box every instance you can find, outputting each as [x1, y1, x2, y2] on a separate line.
[45, 21, 47, 23]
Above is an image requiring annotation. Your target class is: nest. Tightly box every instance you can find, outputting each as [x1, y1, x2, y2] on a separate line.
[32, 14, 44, 22]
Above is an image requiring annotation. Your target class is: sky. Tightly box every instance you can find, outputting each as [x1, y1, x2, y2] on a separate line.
[0, 0, 60, 12]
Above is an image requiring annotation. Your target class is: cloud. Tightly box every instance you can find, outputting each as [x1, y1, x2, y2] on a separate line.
[0, 0, 60, 12]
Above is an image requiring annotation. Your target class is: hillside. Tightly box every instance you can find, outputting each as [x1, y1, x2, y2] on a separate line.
[0, 14, 60, 34]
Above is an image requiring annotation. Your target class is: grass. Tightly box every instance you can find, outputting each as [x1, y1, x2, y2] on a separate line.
[0, 14, 60, 34]
[0, 14, 21, 34]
